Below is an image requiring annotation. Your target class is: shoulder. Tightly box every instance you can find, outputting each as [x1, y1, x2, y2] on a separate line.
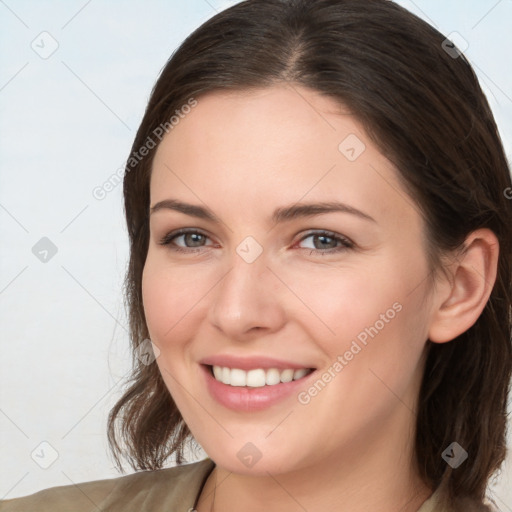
[0, 458, 215, 512]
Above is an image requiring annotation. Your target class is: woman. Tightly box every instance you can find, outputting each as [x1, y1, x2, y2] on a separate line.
[1, 0, 510, 511]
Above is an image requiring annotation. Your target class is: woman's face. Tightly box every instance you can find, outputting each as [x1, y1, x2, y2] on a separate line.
[142, 84, 436, 475]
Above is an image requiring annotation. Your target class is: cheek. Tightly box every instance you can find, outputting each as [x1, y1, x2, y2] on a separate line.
[141, 259, 206, 401]
[293, 270, 429, 436]
[293, 249, 430, 368]
[286, 262, 405, 343]
[141, 254, 217, 352]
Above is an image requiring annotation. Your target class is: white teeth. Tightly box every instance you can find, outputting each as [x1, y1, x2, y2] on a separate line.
[230, 368, 246, 386]
[211, 365, 313, 387]
[293, 368, 310, 380]
[265, 368, 281, 386]
[247, 369, 266, 387]
[280, 369, 294, 383]
[213, 365, 223, 381]
[222, 366, 231, 384]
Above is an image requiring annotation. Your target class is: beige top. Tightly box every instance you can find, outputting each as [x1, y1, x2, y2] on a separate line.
[0, 457, 446, 511]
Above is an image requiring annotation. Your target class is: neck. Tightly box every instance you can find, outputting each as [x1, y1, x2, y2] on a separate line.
[196, 411, 433, 512]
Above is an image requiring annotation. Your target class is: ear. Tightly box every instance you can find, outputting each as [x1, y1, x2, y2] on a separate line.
[428, 229, 499, 344]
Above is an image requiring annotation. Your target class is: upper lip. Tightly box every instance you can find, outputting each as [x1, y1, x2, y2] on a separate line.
[200, 355, 315, 371]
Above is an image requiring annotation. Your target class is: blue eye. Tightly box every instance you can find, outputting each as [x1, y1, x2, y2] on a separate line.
[297, 231, 354, 255]
[158, 229, 213, 253]
[158, 229, 354, 256]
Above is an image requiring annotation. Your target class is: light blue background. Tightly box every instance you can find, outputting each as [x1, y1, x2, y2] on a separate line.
[1, 0, 511, 507]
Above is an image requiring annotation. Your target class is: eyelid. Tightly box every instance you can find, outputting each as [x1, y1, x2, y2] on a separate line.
[158, 227, 354, 255]
[296, 229, 354, 248]
[293, 231, 355, 256]
[158, 228, 215, 248]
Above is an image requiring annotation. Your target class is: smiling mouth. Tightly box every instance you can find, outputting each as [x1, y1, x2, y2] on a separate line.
[206, 364, 315, 388]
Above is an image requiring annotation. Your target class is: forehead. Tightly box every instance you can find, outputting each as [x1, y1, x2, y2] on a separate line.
[150, 84, 419, 227]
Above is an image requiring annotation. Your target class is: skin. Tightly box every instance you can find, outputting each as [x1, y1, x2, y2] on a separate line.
[142, 83, 499, 512]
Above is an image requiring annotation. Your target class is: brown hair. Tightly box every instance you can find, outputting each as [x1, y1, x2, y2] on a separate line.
[108, 1, 512, 510]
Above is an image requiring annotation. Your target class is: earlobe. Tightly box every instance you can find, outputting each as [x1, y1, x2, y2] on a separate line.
[428, 229, 499, 344]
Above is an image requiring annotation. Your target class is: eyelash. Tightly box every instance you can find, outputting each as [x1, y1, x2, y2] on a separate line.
[157, 228, 354, 256]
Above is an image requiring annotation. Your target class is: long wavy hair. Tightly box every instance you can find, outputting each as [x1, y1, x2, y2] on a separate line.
[108, 1, 512, 510]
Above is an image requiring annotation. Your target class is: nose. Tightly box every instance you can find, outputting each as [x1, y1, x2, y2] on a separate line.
[208, 250, 287, 340]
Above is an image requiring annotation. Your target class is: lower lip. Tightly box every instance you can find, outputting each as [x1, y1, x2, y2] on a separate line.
[201, 364, 315, 412]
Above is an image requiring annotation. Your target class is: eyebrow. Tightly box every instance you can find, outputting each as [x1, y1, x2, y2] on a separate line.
[149, 199, 376, 224]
